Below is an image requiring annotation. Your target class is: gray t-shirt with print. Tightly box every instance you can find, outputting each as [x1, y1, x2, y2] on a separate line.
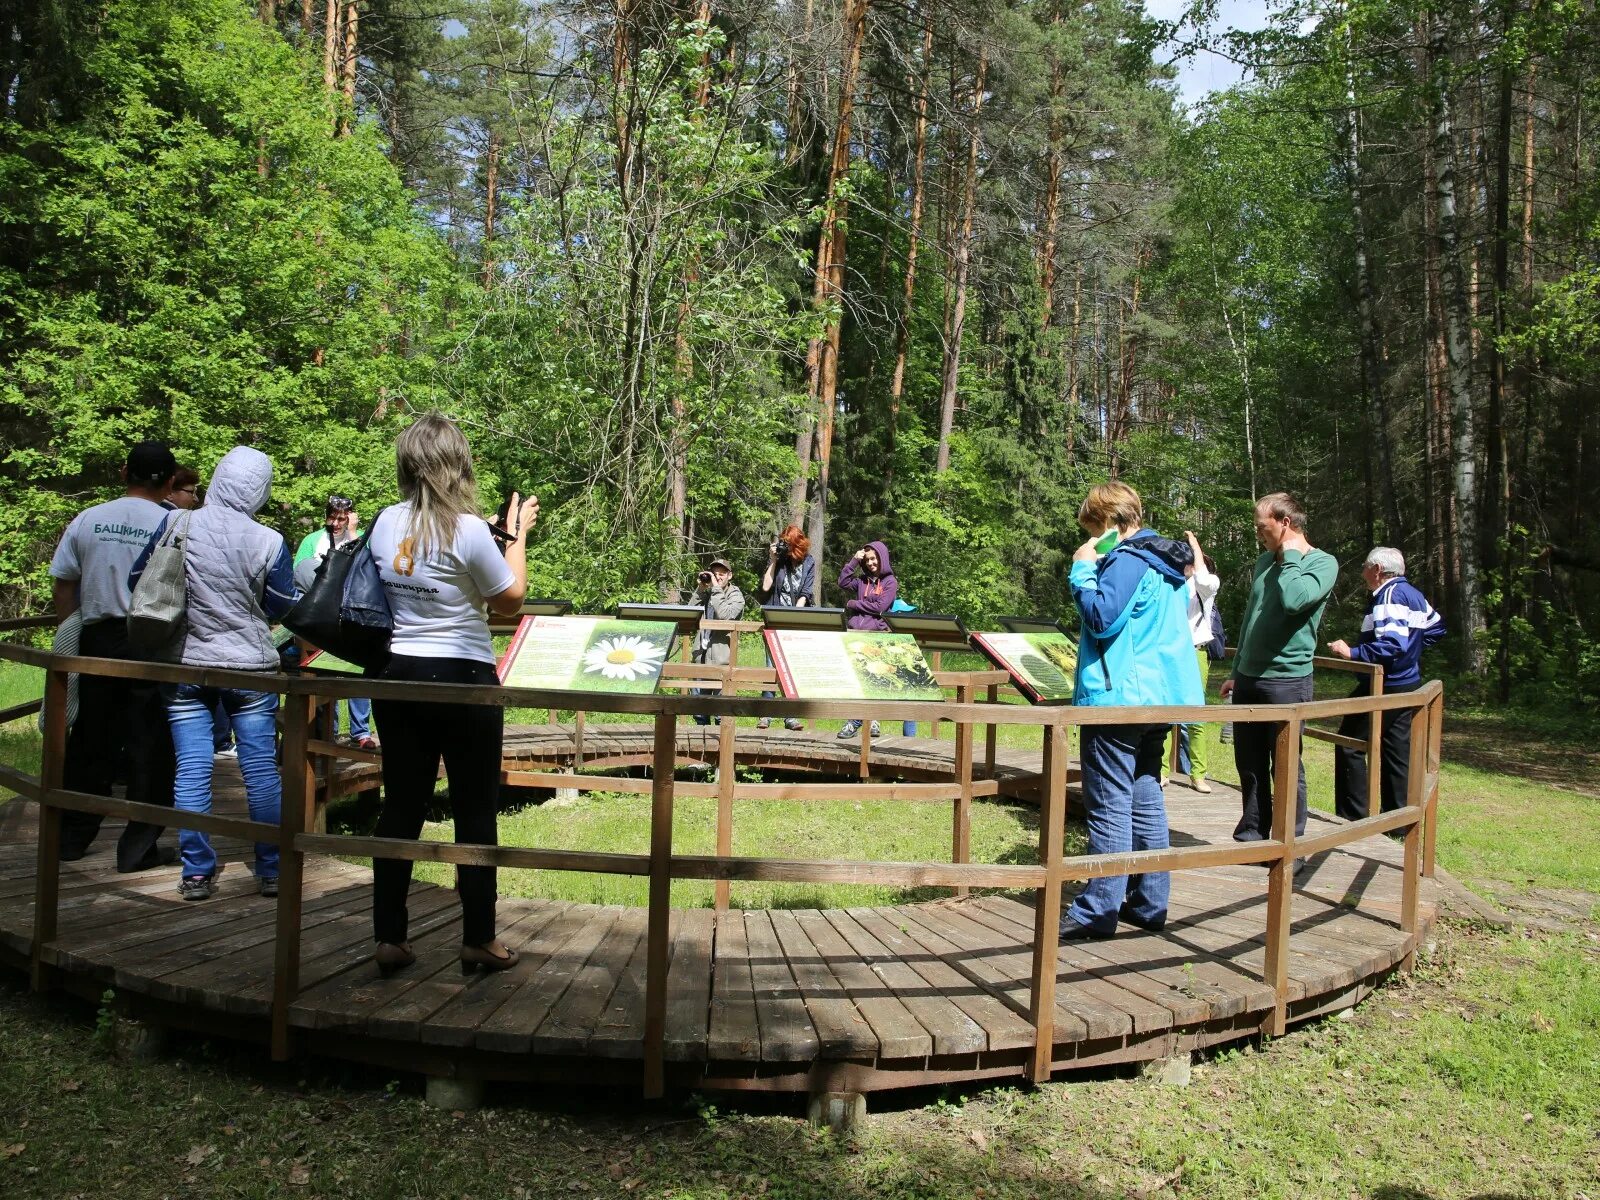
[49, 495, 168, 624]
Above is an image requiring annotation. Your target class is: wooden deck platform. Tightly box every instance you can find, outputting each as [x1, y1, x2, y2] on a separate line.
[0, 725, 1434, 1095]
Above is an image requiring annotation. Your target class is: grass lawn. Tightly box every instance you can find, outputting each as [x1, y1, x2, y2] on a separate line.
[1, 657, 1598, 1198]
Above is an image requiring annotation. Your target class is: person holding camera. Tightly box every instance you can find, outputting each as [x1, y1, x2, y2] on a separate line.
[835, 540, 898, 740]
[690, 556, 746, 726]
[364, 414, 538, 977]
[758, 525, 814, 730]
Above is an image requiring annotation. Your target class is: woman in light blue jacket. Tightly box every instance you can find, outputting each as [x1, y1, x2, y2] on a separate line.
[1061, 482, 1202, 941]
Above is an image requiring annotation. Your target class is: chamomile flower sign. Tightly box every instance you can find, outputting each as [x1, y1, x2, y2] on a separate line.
[499, 616, 675, 694]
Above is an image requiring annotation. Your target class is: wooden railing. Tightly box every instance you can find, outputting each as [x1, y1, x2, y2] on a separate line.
[0, 617, 1444, 1098]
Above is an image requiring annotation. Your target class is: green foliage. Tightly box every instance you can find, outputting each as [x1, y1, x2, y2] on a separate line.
[0, 0, 451, 609]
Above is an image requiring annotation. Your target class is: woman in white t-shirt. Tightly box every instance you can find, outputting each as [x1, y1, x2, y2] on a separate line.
[365, 414, 538, 977]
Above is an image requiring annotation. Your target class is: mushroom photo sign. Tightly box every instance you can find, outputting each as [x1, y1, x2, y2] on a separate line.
[499, 615, 675, 694]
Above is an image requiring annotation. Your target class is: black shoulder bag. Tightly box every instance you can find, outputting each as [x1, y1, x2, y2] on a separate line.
[282, 510, 393, 669]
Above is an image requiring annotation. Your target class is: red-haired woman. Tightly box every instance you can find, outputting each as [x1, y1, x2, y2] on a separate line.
[758, 524, 816, 730]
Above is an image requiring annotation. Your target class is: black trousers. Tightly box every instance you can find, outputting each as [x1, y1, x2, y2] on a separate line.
[1333, 677, 1420, 821]
[1231, 674, 1312, 842]
[58, 619, 176, 870]
[370, 654, 502, 947]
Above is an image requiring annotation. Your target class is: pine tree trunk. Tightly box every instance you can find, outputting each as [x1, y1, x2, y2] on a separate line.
[1489, 33, 1515, 700]
[1038, 4, 1064, 331]
[341, 2, 358, 107]
[794, 0, 869, 587]
[934, 49, 986, 476]
[323, 0, 338, 93]
[1065, 262, 1080, 461]
[1342, 39, 1402, 541]
[784, 0, 817, 166]
[665, 0, 714, 598]
[1426, 17, 1485, 671]
[886, 8, 933, 475]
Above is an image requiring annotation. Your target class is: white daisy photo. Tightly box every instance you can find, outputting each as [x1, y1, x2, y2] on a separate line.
[581, 635, 668, 682]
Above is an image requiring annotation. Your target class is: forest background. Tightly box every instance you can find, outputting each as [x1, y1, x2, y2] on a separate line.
[2, 0, 1597, 704]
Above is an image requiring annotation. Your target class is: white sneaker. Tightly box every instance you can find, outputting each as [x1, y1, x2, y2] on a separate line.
[215, 746, 238, 759]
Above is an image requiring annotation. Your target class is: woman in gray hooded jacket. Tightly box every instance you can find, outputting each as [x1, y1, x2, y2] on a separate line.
[131, 446, 294, 902]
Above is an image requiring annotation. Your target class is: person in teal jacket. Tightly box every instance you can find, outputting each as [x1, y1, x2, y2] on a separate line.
[1060, 482, 1203, 941]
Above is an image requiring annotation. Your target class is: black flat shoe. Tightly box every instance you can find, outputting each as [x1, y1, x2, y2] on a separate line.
[374, 942, 416, 977]
[1058, 920, 1114, 943]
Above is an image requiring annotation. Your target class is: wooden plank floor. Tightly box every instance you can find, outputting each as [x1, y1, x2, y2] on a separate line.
[0, 725, 1435, 1091]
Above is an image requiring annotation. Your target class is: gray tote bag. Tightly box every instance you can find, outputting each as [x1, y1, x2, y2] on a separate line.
[127, 511, 192, 661]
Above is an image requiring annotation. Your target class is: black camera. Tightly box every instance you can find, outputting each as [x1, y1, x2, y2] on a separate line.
[697, 570, 712, 585]
[772, 534, 789, 557]
[487, 495, 516, 551]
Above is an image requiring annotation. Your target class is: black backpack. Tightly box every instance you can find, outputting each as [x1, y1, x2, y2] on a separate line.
[1205, 601, 1227, 661]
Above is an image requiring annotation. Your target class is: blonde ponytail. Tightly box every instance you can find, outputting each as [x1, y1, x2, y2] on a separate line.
[394, 414, 479, 559]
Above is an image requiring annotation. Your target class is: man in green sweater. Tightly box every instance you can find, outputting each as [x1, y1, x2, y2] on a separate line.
[1219, 492, 1338, 843]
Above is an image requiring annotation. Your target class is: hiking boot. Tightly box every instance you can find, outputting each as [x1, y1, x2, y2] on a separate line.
[258, 876, 279, 899]
[836, 720, 862, 739]
[756, 717, 771, 730]
[178, 875, 216, 902]
[868, 721, 881, 738]
[783, 718, 804, 731]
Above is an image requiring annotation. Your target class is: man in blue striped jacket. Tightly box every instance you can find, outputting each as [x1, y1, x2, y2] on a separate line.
[1327, 547, 1446, 821]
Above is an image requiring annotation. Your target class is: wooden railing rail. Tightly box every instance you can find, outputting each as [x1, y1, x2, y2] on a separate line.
[0, 634, 1441, 1097]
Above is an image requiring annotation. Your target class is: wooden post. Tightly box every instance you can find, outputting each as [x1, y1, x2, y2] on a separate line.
[1261, 713, 1301, 1037]
[929, 650, 942, 740]
[952, 682, 974, 898]
[1423, 688, 1443, 878]
[1400, 689, 1429, 950]
[573, 708, 586, 769]
[1028, 720, 1068, 1082]
[1167, 724, 1181, 778]
[983, 683, 998, 775]
[271, 692, 317, 1061]
[714, 664, 736, 911]
[1366, 666, 1385, 811]
[29, 667, 69, 992]
[642, 711, 677, 1099]
[312, 695, 331, 834]
[857, 719, 871, 779]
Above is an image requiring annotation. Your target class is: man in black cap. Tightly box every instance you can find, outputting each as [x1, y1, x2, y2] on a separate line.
[48, 440, 179, 869]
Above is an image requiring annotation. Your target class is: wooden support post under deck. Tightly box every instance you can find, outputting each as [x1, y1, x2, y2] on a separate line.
[29, 668, 69, 992]
[951, 683, 974, 898]
[572, 709, 586, 769]
[1366, 667, 1384, 815]
[714, 665, 736, 911]
[643, 711, 678, 1099]
[1261, 715, 1301, 1037]
[1028, 721, 1068, 1082]
[271, 692, 317, 1061]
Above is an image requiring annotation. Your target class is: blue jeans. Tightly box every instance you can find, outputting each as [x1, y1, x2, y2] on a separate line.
[1065, 723, 1170, 934]
[322, 698, 371, 740]
[167, 684, 281, 880]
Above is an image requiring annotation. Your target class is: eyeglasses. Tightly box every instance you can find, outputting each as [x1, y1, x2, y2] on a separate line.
[175, 486, 198, 495]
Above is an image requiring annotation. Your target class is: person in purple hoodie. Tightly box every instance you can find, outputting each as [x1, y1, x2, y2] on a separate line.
[836, 540, 898, 740]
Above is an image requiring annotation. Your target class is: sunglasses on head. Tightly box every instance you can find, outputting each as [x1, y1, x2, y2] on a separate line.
[326, 496, 354, 513]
